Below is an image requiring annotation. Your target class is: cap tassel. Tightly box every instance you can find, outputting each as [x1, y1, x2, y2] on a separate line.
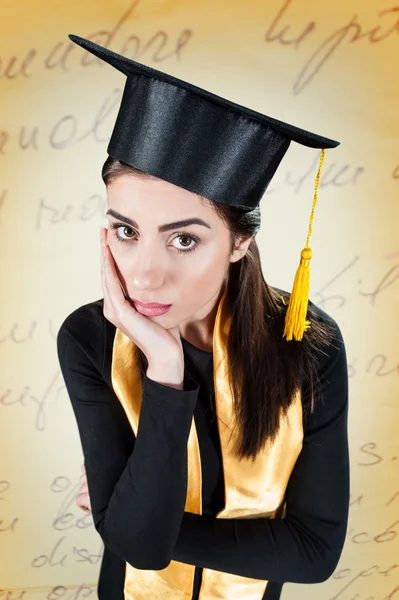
[283, 148, 326, 341]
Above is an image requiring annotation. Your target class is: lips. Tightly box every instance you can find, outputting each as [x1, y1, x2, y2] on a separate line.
[133, 302, 172, 317]
[132, 298, 171, 308]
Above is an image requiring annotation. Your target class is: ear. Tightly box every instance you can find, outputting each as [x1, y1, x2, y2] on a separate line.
[229, 236, 253, 263]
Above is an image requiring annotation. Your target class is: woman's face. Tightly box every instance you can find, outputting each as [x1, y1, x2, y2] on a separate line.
[105, 173, 251, 333]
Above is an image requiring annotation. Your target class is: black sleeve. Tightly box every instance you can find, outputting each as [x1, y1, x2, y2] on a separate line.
[171, 324, 350, 585]
[57, 325, 200, 570]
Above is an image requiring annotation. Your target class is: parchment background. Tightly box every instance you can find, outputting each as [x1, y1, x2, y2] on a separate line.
[1, 0, 398, 598]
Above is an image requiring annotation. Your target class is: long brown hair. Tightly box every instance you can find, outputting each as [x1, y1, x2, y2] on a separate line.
[102, 156, 335, 462]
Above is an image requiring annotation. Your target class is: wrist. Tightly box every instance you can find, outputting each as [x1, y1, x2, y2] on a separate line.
[146, 360, 185, 390]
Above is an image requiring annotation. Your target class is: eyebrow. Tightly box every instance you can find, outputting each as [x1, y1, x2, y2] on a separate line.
[105, 209, 211, 232]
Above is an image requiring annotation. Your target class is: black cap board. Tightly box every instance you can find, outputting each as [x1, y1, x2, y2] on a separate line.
[68, 34, 339, 212]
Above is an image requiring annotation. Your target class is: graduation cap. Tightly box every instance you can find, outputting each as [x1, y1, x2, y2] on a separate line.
[68, 34, 340, 341]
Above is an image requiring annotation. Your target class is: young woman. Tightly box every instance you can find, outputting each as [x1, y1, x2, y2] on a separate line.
[57, 34, 350, 600]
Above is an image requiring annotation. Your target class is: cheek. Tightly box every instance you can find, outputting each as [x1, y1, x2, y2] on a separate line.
[107, 245, 129, 279]
[179, 250, 228, 295]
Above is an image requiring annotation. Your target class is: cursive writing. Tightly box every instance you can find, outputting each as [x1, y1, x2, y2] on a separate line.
[36, 194, 106, 230]
[330, 561, 399, 599]
[265, 0, 399, 94]
[265, 151, 365, 195]
[0, 371, 66, 432]
[31, 535, 103, 568]
[0, 1, 192, 81]
[0, 88, 121, 156]
[51, 476, 93, 531]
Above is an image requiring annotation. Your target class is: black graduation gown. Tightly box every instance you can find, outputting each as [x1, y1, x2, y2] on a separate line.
[56, 297, 350, 600]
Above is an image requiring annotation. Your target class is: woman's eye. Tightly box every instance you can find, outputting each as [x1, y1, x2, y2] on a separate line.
[110, 223, 200, 254]
[172, 234, 200, 253]
[112, 225, 136, 242]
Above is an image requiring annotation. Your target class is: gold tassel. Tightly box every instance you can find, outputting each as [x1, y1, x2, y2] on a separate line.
[283, 148, 326, 341]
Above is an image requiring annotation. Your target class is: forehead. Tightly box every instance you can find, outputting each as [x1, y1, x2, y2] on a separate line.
[106, 174, 213, 216]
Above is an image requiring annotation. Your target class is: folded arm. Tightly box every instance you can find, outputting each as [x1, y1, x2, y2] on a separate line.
[57, 324, 200, 570]
[172, 324, 350, 584]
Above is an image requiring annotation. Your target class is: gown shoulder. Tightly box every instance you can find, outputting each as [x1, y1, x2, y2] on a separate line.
[56, 298, 115, 381]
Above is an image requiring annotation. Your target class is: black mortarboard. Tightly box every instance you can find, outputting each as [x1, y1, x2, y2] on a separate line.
[68, 34, 341, 341]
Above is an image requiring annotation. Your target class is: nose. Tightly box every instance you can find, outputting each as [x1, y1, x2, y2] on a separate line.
[124, 243, 166, 291]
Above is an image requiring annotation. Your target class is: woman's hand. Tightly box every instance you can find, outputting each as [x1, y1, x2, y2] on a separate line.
[76, 464, 92, 514]
[100, 226, 184, 370]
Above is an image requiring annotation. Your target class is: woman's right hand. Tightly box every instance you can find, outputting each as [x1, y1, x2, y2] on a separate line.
[101, 226, 184, 374]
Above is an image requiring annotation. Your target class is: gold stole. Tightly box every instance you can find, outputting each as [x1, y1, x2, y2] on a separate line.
[111, 283, 304, 599]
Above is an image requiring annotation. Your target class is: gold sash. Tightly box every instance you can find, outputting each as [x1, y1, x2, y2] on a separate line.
[111, 282, 304, 599]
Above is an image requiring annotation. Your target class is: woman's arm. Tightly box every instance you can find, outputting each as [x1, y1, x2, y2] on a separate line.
[57, 323, 200, 571]
[172, 324, 350, 585]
